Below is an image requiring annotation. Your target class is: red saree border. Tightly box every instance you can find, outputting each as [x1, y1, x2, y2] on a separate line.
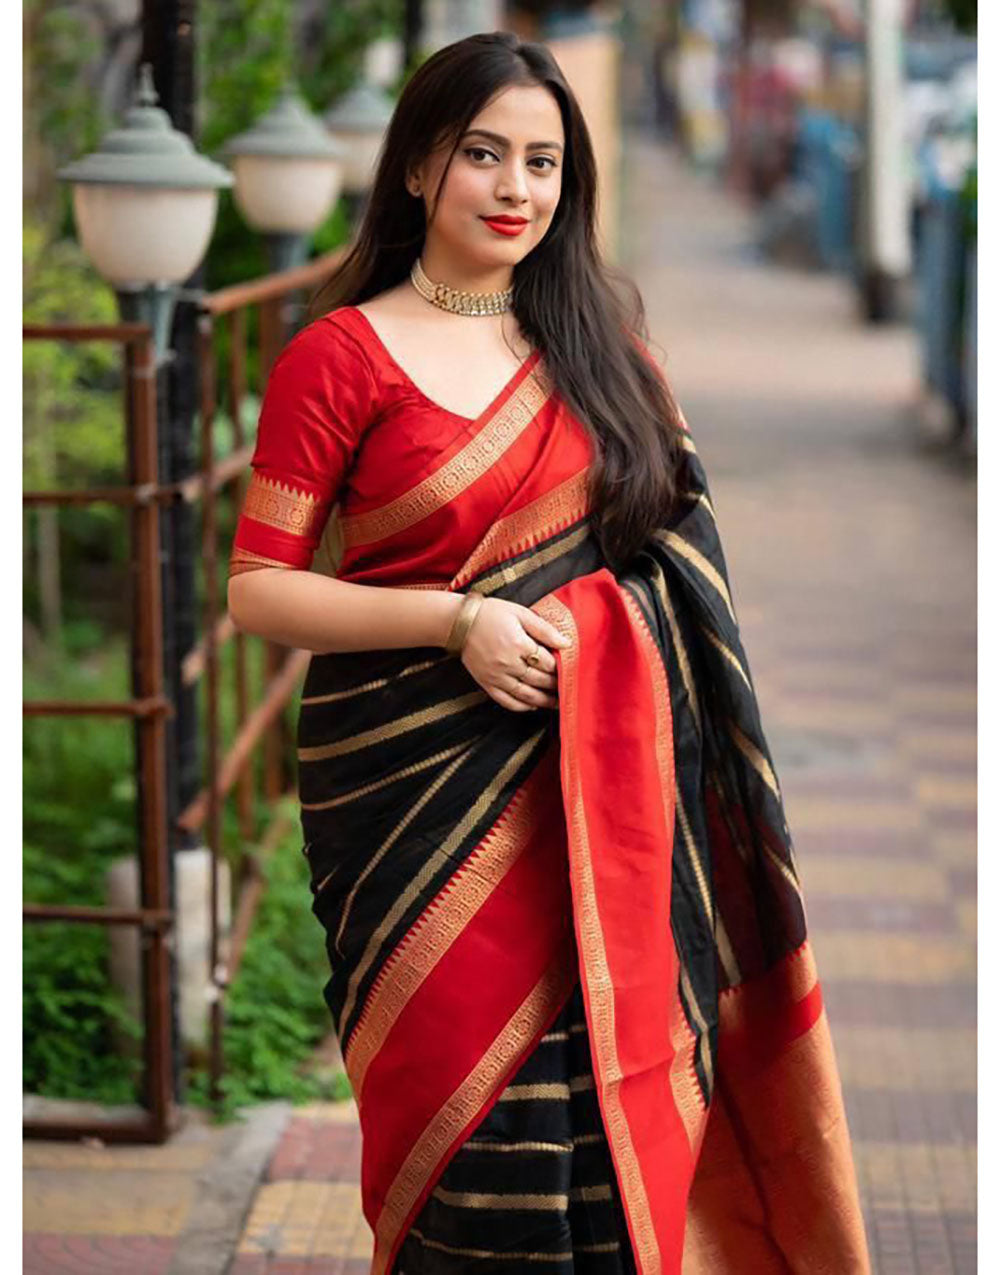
[452, 467, 591, 589]
[350, 735, 580, 1273]
[343, 747, 561, 1105]
[535, 573, 702, 1275]
[684, 949, 871, 1273]
[370, 948, 578, 1275]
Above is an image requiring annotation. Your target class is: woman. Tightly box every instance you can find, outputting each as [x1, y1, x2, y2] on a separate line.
[227, 31, 870, 1275]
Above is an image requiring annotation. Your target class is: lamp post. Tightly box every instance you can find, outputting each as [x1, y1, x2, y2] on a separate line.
[57, 63, 232, 362]
[223, 85, 345, 274]
[324, 82, 395, 225]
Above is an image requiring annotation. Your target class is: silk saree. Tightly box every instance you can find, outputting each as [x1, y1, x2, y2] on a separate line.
[229, 309, 871, 1274]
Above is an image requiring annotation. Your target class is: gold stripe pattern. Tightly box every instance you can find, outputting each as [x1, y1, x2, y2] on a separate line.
[371, 952, 577, 1275]
[701, 624, 752, 693]
[432, 1186, 569, 1211]
[464, 1139, 573, 1154]
[532, 593, 661, 1275]
[297, 690, 488, 762]
[338, 729, 548, 1039]
[300, 655, 447, 705]
[242, 470, 327, 538]
[648, 560, 702, 734]
[331, 744, 475, 964]
[499, 1082, 571, 1102]
[343, 767, 546, 1099]
[301, 742, 471, 812]
[472, 522, 592, 596]
[453, 468, 591, 588]
[571, 1184, 613, 1202]
[654, 530, 736, 625]
[340, 363, 552, 549]
[407, 1229, 573, 1262]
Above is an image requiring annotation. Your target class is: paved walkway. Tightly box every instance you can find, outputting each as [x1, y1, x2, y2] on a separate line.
[23, 135, 975, 1275]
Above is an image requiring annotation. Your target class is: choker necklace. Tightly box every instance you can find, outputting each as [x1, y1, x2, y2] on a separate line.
[409, 256, 513, 316]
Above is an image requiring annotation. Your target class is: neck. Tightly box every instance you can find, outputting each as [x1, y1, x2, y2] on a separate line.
[419, 243, 513, 294]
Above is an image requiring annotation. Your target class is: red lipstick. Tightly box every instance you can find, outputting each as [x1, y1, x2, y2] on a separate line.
[481, 214, 529, 237]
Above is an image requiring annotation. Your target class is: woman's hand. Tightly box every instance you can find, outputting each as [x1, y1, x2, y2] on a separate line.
[460, 597, 571, 713]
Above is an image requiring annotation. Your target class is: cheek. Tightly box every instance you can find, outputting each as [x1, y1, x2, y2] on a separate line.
[443, 166, 490, 212]
[537, 184, 562, 222]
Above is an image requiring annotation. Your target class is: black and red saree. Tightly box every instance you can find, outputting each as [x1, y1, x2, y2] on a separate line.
[231, 308, 871, 1274]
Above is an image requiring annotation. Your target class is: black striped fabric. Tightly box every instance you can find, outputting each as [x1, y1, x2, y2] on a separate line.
[392, 976, 638, 1274]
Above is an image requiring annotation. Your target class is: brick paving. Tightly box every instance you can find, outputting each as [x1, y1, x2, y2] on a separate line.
[22, 134, 975, 1273]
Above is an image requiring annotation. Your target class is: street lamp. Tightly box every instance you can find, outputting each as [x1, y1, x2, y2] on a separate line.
[57, 63, 232, 363]
[324, 82, 395, 223]
[222, 86, 345, 273]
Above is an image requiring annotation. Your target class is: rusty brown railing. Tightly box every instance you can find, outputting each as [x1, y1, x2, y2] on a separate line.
[22, 322, 176, 1143]
[191, 247, 346, 1105]
[23, 246, 347, 1139]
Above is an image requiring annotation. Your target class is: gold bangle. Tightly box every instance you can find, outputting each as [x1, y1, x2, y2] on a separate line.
[445, 591, 485, 654]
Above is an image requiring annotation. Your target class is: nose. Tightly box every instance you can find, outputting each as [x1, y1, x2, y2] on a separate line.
[495, 157, 530, 205]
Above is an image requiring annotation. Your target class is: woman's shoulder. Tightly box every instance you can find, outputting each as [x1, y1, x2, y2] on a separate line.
[280, 305, 374, 367]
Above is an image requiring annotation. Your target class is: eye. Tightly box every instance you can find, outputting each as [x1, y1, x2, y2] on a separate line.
[464, 146, 498, 163]
[529, 156, 558, 172]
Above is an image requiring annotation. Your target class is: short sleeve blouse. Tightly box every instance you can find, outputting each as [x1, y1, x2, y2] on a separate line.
[228, 314, 378, 577]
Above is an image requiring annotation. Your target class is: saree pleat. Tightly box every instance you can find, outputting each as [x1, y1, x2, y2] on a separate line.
[392, 977, 638, 1274]
[290, 356, 870, 1274]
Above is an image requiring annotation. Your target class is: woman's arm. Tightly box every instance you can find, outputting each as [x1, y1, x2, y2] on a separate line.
[227, 568, 465, 654]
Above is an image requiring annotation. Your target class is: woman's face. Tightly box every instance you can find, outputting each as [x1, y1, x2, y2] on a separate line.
[409, 83, 565, 270]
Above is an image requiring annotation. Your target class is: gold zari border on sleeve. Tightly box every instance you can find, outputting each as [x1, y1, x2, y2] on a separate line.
[228, 547, 300, 576]
[242, 471, 328, 539]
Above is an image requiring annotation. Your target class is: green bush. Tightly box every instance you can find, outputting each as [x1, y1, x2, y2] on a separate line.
[185, 798, 346, 1120]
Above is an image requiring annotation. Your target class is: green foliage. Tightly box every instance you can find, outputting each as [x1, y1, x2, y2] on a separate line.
[23, 0, 401, 1116]
[185, 798, 342, 1121]
[23, 917, 144, 1103]
[23, 636, 145, 1101]
[197, 0, 404, 293]
[24, 0, 109, 236]
[23, 219, 122, 491]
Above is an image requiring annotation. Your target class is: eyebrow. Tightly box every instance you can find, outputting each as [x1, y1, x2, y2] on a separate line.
[461, 128, 564, 154]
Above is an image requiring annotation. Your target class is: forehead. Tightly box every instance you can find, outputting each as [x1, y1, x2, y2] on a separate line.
[467, 84, 564, 143]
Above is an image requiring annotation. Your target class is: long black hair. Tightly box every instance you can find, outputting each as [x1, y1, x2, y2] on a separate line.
[309, 31, 687, 573]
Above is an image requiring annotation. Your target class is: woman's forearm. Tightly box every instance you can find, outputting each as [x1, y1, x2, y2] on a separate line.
[227, 569, 465, 654]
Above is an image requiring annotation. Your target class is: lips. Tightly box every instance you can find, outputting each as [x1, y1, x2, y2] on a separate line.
[480, 215, 529, 225]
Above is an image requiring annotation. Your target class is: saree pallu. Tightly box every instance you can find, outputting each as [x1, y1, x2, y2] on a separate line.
[297, 368, 871, 1274]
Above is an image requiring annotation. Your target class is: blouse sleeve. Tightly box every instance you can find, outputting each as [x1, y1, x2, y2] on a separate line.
[228, 317, 377, 578]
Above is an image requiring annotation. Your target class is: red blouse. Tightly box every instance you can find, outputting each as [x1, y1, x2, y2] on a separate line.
[228, 306, 597, 589]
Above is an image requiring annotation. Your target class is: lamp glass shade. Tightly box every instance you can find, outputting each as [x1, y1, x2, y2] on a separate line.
[72, 183, 219, 287]
[327, 130, 383, 194]
[231, 155, 342, 233]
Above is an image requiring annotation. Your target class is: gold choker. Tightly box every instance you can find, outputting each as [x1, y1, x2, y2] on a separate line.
[409, 257, 513, 316]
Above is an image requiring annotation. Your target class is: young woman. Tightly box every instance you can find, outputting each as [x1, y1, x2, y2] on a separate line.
[227, 31, 870, 1275]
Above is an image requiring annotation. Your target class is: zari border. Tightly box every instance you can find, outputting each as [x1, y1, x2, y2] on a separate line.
[228, 547, 299, 576]
[339, 359, 552, 550]
[343, 760, 551, 1103]
[370, 948, 578, 1275]
[452, 467, 591, 589]
[619, 586, 709, 1156]
[534, 592, 662, 1275]
[241, 470, 328, 539]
